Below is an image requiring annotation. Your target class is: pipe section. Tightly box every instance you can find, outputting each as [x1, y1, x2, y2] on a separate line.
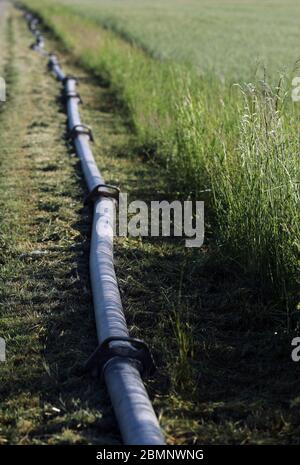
[24, 11, 165, 445]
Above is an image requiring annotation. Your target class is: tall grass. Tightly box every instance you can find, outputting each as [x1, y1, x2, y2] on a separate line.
[22, 0, 300, 312]
[210, 83, 300, 305]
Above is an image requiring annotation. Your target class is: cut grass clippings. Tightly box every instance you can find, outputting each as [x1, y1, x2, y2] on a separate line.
[0, 9, 119, 445]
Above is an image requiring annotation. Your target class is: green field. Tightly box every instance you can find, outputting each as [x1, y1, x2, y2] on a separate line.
[29, 0, 300, 80]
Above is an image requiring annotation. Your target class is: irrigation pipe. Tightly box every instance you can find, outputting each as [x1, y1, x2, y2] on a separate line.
[23, 10, 165, 445]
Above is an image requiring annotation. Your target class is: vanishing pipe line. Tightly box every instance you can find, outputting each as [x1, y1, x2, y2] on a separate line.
[24, 12, 165, 445]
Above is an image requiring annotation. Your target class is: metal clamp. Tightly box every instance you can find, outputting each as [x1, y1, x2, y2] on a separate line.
[64, 91, 82, 104]
[68, 124, 94, 142]
[84, 336, 156, 379]
[84, 184, 120, 205]
[63, 75, 78, 85]
[47, 55, 59, 71]
[30, 42, 39, 51]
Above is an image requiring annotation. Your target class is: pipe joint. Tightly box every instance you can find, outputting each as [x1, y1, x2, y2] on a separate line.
[63, 75, 78, 84]
[64, 90, 83, 104]
[68, 123, 94, 142]
[84, 336, 156, 380]
[47, 54, 59, 70]
[84, 183, 120, 205]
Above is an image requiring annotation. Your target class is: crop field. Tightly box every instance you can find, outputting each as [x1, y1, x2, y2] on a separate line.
[27, 0, 300, 80]
[0, 0, 299, 447]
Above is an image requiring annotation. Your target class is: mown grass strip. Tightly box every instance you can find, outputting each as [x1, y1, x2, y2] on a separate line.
[0, 10, 119, 445]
